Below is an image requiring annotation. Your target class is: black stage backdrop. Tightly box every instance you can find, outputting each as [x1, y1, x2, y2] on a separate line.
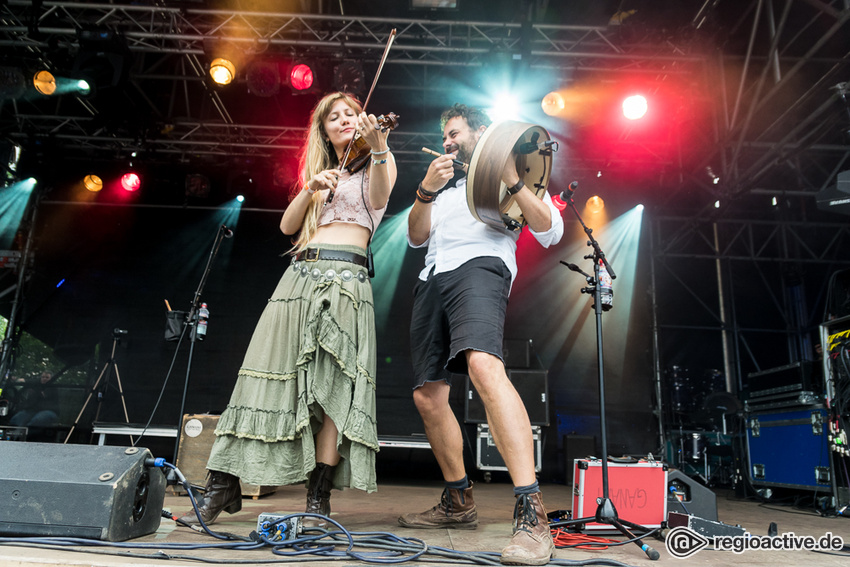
[14, 198, 657, 483]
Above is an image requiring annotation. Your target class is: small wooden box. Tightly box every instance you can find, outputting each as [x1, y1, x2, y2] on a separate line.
[174, 414, 277, 498]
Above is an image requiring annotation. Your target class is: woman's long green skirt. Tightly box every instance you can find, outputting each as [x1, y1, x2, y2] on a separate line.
[207, 244, 378, 492]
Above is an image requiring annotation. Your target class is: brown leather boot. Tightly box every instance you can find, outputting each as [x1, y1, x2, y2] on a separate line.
[301, 462, 336, 529]
[398, 483, 478, 529]
[179, 470, 242, 526]
[500, 492, 555, 566]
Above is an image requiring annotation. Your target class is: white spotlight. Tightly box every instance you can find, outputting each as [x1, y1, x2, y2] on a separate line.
[487, 93, 521, 123]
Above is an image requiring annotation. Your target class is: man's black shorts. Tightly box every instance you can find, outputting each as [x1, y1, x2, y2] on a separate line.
[409, 256, 511, 388]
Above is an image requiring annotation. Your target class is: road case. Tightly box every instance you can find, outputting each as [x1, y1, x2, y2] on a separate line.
[745, 407, 831, 491]
[571, 458, 668, 532]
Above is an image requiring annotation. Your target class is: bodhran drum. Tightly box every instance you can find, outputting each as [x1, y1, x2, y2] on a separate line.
[466, 120, 555, 232]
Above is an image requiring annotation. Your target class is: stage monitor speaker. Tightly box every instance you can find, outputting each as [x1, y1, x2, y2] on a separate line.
[503, 339, 532, 368]
[667, 468, 718, 521]
[0, 441, 166, 541]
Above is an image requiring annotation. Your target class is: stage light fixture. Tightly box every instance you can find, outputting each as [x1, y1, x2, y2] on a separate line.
[236, 194, 245, 203]
[1, 140, 22, 183]
[210, 57, 236, 86]
[0, 66, 26, 99]
[33, 70, 56, 95]
[204, 39, 246, 87]
[622, 94, 648, 120]
[289, 63, 314, 91]
[83, 174, 103, 192]
[121, 172, 140, 192]
[487, 93, 520, 123]
[333, 61, 364, 97]
[586, 195, 605, 214]
[245, 60, 280, 97]
[541, 92, 565, 116]
[185, 174, 211, 198]
[71, 28, 132, 97]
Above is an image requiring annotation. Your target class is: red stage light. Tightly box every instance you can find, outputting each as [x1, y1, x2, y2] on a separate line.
[622, 95, 648, 120]
[121, 172, 141, 192]
[289, 63, 314, 91]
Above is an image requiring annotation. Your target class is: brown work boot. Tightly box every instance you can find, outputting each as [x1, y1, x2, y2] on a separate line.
[500, 492, 555, 565]
[301, 462, 336, 530]
[398, 483, 478, 529]
[179, 470, 242, 526]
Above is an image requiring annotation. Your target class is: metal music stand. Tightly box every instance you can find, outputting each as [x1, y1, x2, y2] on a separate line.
[64, 329, 134, 445]
[551, 186, 661, 561]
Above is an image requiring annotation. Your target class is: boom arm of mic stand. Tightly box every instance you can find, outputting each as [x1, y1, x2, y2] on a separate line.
[188, 225, 230, 319]
[173, 225, 231, 463]
[563, 196, 616, 280]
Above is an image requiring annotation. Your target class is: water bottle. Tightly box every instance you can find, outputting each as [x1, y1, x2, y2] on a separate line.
[197, 302, 209, 338]
[597, 260, 613, 311]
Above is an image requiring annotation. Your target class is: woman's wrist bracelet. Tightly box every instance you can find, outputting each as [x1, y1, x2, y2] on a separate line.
[371, 158, 388, 166]
[303, 185, 316, 195]
[370, 148, 390, 156]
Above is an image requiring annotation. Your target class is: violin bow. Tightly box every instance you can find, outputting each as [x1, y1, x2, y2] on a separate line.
[331, 28, 397, 202]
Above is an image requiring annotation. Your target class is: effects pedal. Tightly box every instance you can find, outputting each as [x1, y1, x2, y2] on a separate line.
[256, 513, 301, 542]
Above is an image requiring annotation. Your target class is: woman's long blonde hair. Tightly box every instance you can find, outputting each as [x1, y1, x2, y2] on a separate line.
[292, 92, 363, 254]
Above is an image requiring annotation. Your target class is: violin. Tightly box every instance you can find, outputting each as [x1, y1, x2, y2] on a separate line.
[341, 112, 400, 174]
[327, 28, 396, 206]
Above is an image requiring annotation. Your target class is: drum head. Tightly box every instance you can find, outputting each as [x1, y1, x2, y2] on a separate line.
[466, 120, 553, 230]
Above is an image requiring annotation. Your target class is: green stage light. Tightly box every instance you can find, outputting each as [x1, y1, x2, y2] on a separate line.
[371, 207, 412, 330]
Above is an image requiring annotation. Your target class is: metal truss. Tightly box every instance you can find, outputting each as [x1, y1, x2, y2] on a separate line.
[0, 1, 711, 167]
[646, 1, 850, 434]
[1, 1, 847, 180]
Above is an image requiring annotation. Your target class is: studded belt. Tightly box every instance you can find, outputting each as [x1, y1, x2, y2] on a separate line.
[295, 248, 368, 267]
[291, 261, 369, 284]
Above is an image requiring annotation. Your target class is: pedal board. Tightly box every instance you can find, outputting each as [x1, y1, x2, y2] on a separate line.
[256, 513, 301, 542]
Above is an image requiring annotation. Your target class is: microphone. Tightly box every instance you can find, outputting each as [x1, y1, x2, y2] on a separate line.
[113, 328, 129, 336]
[516, 140, 559, 155]
[552, 181, 578, 211]
[221, 225, 233, 238]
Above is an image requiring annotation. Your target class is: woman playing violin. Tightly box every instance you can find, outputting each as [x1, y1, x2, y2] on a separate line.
[181, 92, 397, 528]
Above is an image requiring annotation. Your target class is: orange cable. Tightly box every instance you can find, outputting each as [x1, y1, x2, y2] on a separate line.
[551, 528, 619, 550]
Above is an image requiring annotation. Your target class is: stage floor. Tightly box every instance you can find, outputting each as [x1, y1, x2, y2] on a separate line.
[2, 480, 848, 566]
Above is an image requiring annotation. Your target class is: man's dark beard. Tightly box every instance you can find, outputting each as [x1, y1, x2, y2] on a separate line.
[455, 141, 474, 164]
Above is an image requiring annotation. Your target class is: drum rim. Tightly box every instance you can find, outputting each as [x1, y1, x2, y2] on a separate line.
[466, 120, 554, 230]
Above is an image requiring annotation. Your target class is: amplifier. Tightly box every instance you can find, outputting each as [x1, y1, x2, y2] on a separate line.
[571, 458, 667, 532]
[175, 414, 276, 497]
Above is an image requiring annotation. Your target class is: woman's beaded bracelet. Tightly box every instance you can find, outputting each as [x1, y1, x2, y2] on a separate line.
[370, 148, 390, 156]
[371, 158, 388, 166]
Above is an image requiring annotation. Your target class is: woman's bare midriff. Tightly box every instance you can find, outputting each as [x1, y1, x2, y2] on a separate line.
[310, 222, 372, 250]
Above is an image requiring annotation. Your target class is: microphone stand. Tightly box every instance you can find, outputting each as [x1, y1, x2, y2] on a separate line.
[171, 225, 231, 464]
[552, 189, 660, 561]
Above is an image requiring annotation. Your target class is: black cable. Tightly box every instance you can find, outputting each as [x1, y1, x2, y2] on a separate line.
[1, 461, 641, 566]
